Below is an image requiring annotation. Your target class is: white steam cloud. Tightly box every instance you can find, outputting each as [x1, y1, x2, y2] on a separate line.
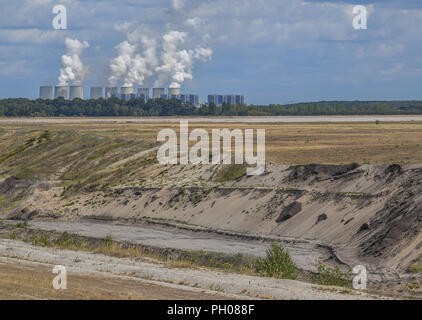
[107, 0, 212, 89]
[109, 35, 158, 87]
[58, 38, 89, 86]
[155, 31, 212, 88]
[109, 29, 212, 89]
[108, 41, 136, 86]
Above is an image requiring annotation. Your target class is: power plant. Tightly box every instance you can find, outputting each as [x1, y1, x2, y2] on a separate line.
[90, 87, 104, 99]
[153, 88, 165, 99]
[137, 88, 150, 96]
[54, 86, 68, 99]
[39, 86, 53, 99]
[39, 85, 243, 108]
[120, 86, 136, 100]
[168, 87, 181, 97]
[120, 87, 133, 94]
[69, 86, 84, 100]
[137, 88, 150, 102]
[105, 87, 118, 98]
[208, 94, 245, 106]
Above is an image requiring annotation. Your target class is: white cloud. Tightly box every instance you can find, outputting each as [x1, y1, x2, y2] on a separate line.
[1, 0, 422, 99]
[0, 29, 61, 44]
[172, 0, 185, 11]
[0, 60, 33, 76]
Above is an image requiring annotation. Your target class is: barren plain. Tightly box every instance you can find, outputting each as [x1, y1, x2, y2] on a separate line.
[1, 118, 421, 299]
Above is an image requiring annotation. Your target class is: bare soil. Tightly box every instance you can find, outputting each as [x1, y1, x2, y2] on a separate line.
[0, 240, 387, 300]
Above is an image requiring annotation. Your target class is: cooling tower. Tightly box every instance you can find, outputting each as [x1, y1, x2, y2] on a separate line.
[54, 86, 68, 99]
[153, 88, 165, 98]
[105, 87, 118, 98]
[90, 87, 103, 99]
[69, 86, 84, 100]
[39, 86, 53, 99]
[168, 87, 181, 96]
[120, 87, 133, 95]
[137, 88, 150, 98]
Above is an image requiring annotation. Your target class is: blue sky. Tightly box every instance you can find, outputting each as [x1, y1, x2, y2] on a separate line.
[0, 0, 421, 104]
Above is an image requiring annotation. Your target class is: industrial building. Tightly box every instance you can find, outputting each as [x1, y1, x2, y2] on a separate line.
[54, 86, 68, 99]
[136, 88, 149, 102]
[39, 85, 203, 107]
[120, 86, 133, 94]
[119, 87, 136, 100]
[69, 86, 84, 100]
[157, 91, 199, 107]
[180, 94, 199, 106]
[153, 88, 165, 99]
[168, 87, 181, 97]
[90, 87, 103, 99]
[105, 87, 118, 98]
[39, 86, 53, 99]
[208, 94, 245, 106]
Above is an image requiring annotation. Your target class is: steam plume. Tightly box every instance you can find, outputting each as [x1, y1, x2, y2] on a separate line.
[109, 34, 158, 87]
[154, 30, 212, 88]
[58, 38, 89, 86]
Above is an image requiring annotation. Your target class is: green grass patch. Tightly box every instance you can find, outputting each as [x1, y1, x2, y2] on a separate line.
[312, 264, 352, 287]
[213, 164, 247, 182]
[409, 257, 422, 273]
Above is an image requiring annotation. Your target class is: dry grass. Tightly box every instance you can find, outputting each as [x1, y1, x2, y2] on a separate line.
[2, 121, 422, 170]
[2, 121, 422, 213]
[3, 225, 257, 276]
[0, 259, 224, 300]
[213, 164, 247, 182]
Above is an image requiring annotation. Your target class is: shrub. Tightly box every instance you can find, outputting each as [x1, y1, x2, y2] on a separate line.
[56, 231, 83, 248]
[255, 243, 297, 279]
[104, 234, 113, 248]
[313, 264, 352, 287]
[15, 221, 28, 229]
[409, 257, 422, 273]
[32, 234, 51, 247]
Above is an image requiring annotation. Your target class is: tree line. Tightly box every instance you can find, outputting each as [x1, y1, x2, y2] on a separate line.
[1, 97, 422, 117]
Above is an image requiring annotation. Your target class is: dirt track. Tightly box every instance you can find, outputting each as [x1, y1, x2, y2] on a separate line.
[0, 257, 229, 300]
[0, 239, 386, 300]
[25, 220, 326, 272]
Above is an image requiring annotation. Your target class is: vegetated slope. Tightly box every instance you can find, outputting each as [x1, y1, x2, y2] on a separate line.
[0, 129, 421, 277]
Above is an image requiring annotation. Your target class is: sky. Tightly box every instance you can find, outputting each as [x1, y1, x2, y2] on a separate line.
[0, 0, 421, 104]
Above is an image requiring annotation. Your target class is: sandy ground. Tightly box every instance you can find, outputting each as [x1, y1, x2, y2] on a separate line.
[1, 115, 422, 124]
[0, 239, 386, 300]
[26, 220, 325, 272]
[0, 258, 230, 300]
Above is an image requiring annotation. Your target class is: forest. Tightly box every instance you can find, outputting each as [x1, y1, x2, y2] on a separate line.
[1, 97, 422, 117]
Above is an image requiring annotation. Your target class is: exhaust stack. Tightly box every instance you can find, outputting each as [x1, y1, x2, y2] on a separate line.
[39, 86, 53, 99]
[69, 86, 84, 100]
[153, 88, 165, 99]
[168, 87, 181, 96]
[54, 86, 68, 99]
[120, 87, 133, 95]
[105, 87, 118, 98]
[90, 87, 103, 99]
